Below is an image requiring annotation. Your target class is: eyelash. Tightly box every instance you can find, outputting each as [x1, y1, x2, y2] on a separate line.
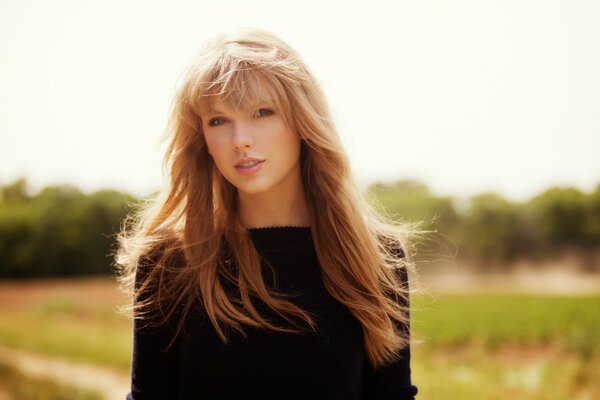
[208, 108, 274, 127]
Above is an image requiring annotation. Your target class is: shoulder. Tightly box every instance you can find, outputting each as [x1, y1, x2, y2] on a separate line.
[389, 241, 406, 260]
[135, 241, 185, 289]
[376, 233, 410, 291]
[376, 232, 407, 260]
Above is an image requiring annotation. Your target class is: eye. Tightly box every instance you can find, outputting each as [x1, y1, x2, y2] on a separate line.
[208, 117, 226, 127]
[256, 108, 274, 118]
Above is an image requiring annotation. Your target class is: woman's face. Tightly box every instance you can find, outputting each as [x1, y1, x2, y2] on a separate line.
[200, 88, 303, 200]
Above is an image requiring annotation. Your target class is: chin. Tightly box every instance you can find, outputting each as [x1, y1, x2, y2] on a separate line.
[237, 186, 270, 196]
[229, 178, 263, 192]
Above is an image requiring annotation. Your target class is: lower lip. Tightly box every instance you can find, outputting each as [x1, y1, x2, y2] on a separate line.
[235, 160, 265, 175]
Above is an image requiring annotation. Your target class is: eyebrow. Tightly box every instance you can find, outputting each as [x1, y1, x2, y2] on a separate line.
[204, 109, 226, 116]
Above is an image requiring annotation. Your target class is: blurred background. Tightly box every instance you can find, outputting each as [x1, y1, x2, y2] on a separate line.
[1, 0, 599, 399]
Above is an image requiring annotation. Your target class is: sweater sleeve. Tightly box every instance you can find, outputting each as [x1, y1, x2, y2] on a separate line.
[126, 253, 181, 400]
[361, 246, 418, 400]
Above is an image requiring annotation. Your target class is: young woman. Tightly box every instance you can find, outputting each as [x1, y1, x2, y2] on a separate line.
[116, 27, 422, 399]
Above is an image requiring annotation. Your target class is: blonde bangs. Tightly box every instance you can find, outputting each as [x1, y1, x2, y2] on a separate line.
[186, 56, 290, 127]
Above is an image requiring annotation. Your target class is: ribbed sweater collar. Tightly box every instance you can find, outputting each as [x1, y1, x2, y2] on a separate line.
[247, 226, 313, 252]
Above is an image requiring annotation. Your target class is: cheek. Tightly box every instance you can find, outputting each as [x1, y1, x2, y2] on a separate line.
[204, 139, 231, 173]
[278, 131, 302, 158]
[269, 121, 300, 152]
[204, 136, 223, 158]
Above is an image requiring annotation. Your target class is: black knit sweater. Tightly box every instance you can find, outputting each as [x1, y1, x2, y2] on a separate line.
[126, 226, 418, 399]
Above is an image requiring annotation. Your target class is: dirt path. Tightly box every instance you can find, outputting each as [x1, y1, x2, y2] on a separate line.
[415, 265, 600, 295]
[0, 346, 130, 400]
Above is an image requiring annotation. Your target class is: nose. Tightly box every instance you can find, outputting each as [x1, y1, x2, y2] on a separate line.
[232, 120, 255, 150]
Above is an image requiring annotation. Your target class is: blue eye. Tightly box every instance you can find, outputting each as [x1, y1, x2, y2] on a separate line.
[256, 108, 274, 117]
[208, 117, 226, 127]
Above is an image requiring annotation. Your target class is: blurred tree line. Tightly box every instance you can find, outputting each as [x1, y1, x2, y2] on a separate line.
[0, 177, 137, 279]
[0, 177, 599, 279]
[367, 179, 600, 272]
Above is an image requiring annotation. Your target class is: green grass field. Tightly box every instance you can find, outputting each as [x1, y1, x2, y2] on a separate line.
[412, 292, 600, 354]
[0, 278, 599, 399]
[0, 278, 133, 371]
[411, 293, 600, 399]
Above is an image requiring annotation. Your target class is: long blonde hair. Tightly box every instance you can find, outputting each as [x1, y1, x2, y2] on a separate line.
[115, 27, 426, 369]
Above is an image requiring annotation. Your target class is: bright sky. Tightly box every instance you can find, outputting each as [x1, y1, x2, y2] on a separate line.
[1, 0, 598, 202]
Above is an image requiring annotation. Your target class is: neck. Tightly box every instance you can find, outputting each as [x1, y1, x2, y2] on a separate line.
[237, 183, 311, 229]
